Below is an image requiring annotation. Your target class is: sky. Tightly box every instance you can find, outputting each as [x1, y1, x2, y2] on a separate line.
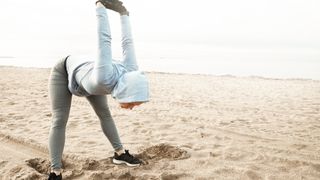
[0, 0, 319, 78]
[1, 0, 320, 47]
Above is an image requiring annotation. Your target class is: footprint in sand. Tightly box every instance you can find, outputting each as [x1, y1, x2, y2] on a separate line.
[223, 149, 259, 162]
[291, 143, 307, 150]
[0, 161, 8, 168]
[242, 170, 263, 180]
[160, 172, 187, 180]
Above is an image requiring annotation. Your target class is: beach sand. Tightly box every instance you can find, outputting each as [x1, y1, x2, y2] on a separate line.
[0, 66, 319, 180]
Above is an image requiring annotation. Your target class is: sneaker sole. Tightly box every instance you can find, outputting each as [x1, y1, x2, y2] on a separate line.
[112, 159, 140, 167]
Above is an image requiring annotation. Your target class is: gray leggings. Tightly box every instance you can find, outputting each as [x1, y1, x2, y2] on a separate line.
[48, 57, 123, 170]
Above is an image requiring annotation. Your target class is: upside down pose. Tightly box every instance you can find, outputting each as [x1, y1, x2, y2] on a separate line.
[48, 1, 149, 179]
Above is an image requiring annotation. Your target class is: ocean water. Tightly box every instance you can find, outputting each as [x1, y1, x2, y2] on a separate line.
[1, 42, 319, 80]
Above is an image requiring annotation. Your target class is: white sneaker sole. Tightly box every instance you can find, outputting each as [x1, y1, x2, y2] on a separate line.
[112, 159, 140, 167]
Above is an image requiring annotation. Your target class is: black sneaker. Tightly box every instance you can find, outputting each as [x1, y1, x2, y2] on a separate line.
[113, 150, 142, 167]
[96, 0, 129, 15]
[48, 172, 62, 180]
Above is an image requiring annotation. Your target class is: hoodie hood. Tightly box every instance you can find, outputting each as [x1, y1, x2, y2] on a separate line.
[111, 71, 149, 103]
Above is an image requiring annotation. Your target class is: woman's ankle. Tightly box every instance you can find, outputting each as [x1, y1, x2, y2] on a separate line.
[120, 11, 129, 16]
[115, 148, 125, 155]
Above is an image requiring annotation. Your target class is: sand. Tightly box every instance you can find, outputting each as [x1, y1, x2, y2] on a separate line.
[0, 66, 319, 180]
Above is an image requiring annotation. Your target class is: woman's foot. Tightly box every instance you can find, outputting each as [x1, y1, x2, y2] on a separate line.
[96, 0, 129, 15]
[48, 172, 62, 180]
[113, 150, 142, 167]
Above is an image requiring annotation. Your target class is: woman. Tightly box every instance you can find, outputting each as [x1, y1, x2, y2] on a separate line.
[48, 0, 149, 179]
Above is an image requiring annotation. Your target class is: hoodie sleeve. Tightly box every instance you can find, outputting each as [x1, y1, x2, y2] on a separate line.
[120, 15, 139, 72]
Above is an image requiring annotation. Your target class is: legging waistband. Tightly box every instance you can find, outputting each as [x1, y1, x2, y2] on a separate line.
[64, 55, 70, 72]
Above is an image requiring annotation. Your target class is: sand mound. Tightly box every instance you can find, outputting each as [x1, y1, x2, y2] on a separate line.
[26, 158, 50, 174]
[2, 143, 188, 179]
[137, 143, 190, 164]
[6, 165, 45, 180]
[23, 157, 141, 179]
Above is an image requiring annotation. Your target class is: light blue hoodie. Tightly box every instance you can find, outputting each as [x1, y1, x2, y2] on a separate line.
[65, 7, 149, 103]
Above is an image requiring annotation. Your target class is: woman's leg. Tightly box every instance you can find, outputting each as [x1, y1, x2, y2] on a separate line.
[48, 57, 72, 170]
[120, 14, 139, 71]
[86, 95, 123, 151]
[81, 5, 116, 93]
[93, 5, 114, 81]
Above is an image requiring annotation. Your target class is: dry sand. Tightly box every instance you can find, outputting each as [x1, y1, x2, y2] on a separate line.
[0, 66, 319, 180]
